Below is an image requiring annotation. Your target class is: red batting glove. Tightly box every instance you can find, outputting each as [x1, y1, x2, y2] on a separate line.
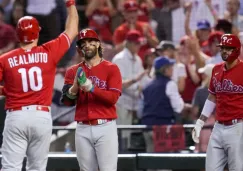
[66, 0, 75, 7]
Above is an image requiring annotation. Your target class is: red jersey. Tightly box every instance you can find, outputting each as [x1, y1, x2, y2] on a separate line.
[64, 60, 122, 121]
[88, 8, 112, 43]
[209, 60, 243, 121]
[0, 33, 70, 109]
[113, 21, 156, 62]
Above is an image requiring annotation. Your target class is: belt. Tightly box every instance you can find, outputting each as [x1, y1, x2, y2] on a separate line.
[217, 119, 243, 126]
[79, 119, 113, 125]
[8, 105, 50, 112]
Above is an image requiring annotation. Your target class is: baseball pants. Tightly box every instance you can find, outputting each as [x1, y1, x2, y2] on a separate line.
[206, 122, 243, 171]
[1, 108, 52, 171]
[75, 120, 118, 171]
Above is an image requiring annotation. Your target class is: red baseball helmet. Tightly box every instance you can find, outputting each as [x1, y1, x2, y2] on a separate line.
[76, 28, 99, 46]
[16, 16, 41, 43]
[217, 34, 241, 62]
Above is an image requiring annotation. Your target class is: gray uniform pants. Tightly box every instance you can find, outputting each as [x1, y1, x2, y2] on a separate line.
[206, 122, 243, 171]
[1, 108, 52, 171]
[75, 120, 118, 171]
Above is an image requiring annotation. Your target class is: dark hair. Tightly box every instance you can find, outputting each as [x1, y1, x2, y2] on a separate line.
[215, 19, 232, 34]
[98, 44, 103, 57]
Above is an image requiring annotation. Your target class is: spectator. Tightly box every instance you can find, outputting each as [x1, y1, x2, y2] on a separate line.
[178, 36, 201, 104]
[142, 57, 191, 159]
[25, 0, 60, 44]
[113, 0, 158, 62]
[151, 0, 185, 44]
[154, 41, 187, 93]
[191, 63, 215, 152]
[9, 1, 24, 28]
[224, 0, 243, 32]
[85, 0, 116, 44]
[0, 6, 17, 54]
[190, 31, 224, 69]
[112, 30, 147, 151]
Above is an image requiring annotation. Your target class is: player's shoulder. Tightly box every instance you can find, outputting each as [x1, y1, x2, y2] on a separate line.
[66, 62, 82, 72]
[114, 23, 127, 32]
[0, 48, 21, 60]
[213, 62, 224, 71]
[112, 50, 125, 62]
[102, 60, 120, 70]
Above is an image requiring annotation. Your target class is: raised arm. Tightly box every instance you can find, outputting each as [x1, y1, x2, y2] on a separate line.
[64, 0, 79, 43]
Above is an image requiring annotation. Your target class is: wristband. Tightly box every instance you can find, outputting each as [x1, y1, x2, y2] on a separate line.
[201, 99, 216, 117]
[66, 89, 77, 99]
[66, 0, 75, 7]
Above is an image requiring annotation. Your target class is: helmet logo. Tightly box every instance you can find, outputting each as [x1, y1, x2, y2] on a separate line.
[222, 36, 232, 44]
[82, 29, 88, 36]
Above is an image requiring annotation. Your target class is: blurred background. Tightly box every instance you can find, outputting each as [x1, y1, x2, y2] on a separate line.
[0, 0, 242, 170]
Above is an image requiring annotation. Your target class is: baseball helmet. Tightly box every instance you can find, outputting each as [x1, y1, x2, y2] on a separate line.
[76, 28, 99, 46]
[16, 16, 41, 43]
[217, 34, 241, 62]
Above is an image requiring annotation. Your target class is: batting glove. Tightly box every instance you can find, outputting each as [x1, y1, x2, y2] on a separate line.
[192, 119, 205, 143]
[76, 67, 94, 92]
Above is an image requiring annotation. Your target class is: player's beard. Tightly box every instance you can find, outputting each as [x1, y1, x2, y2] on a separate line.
[84, 46, 97, 61]
[221, 52, 229, 61]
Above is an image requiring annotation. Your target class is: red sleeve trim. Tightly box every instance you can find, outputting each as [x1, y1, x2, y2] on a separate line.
[208, 89, 216, 95]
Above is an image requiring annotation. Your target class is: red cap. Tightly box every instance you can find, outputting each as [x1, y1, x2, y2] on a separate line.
[208, 31, 224, 45]
[126, 30, 143, 43]
[180, 35, 190, 45]
[124, 0, 138, 12]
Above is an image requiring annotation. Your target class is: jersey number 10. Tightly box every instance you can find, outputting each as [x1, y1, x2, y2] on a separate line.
[18, 66, 43, 92]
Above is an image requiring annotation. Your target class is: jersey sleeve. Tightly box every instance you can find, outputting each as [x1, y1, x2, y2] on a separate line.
[208, 67, 216, 94]
[42, 33, 71, 65]
[107, 64, 122, 94]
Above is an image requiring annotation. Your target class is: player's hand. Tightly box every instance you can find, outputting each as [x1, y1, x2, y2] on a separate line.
[192, 119, 205, 143]
[76, 67, 94, 92]
[77, 67, 87, 85]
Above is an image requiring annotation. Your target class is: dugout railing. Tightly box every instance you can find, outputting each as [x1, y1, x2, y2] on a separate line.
[52, 124, 214, 153]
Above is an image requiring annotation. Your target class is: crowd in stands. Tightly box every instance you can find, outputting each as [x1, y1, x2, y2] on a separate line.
[0, 0, 243, 155]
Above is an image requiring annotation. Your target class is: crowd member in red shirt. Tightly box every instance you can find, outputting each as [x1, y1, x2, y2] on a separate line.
[61, 28, 122, 171]
[0, 6, 17, 54]
[85, 0, 116, 44]
[113, 0, 158, 62]
[0, 0, 78, 170]
[192, 34, 243, 170]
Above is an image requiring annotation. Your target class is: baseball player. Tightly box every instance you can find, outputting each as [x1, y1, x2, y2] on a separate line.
[192, 34, 243, 170]
[61, 28, 122, 171]
[0, 1, 78, 170]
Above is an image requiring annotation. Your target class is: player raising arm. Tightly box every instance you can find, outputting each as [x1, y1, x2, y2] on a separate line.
[0, 0, 78, 170]
[192, 34, 243, 171]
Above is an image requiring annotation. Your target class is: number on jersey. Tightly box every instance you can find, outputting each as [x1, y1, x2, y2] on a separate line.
[18, 66, 43, 92]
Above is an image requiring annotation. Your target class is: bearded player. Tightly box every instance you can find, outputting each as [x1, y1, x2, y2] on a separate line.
[61, 28, 122, 171]
[192, 34, 243, 170]
[0, 1, 78, 170]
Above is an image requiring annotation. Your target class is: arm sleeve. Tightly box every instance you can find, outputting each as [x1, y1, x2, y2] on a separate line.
[42, 33, 71, 65]
[92, 65, 122, 105]
[166, 80, 184, 113]
[60, 68, 77, 106]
